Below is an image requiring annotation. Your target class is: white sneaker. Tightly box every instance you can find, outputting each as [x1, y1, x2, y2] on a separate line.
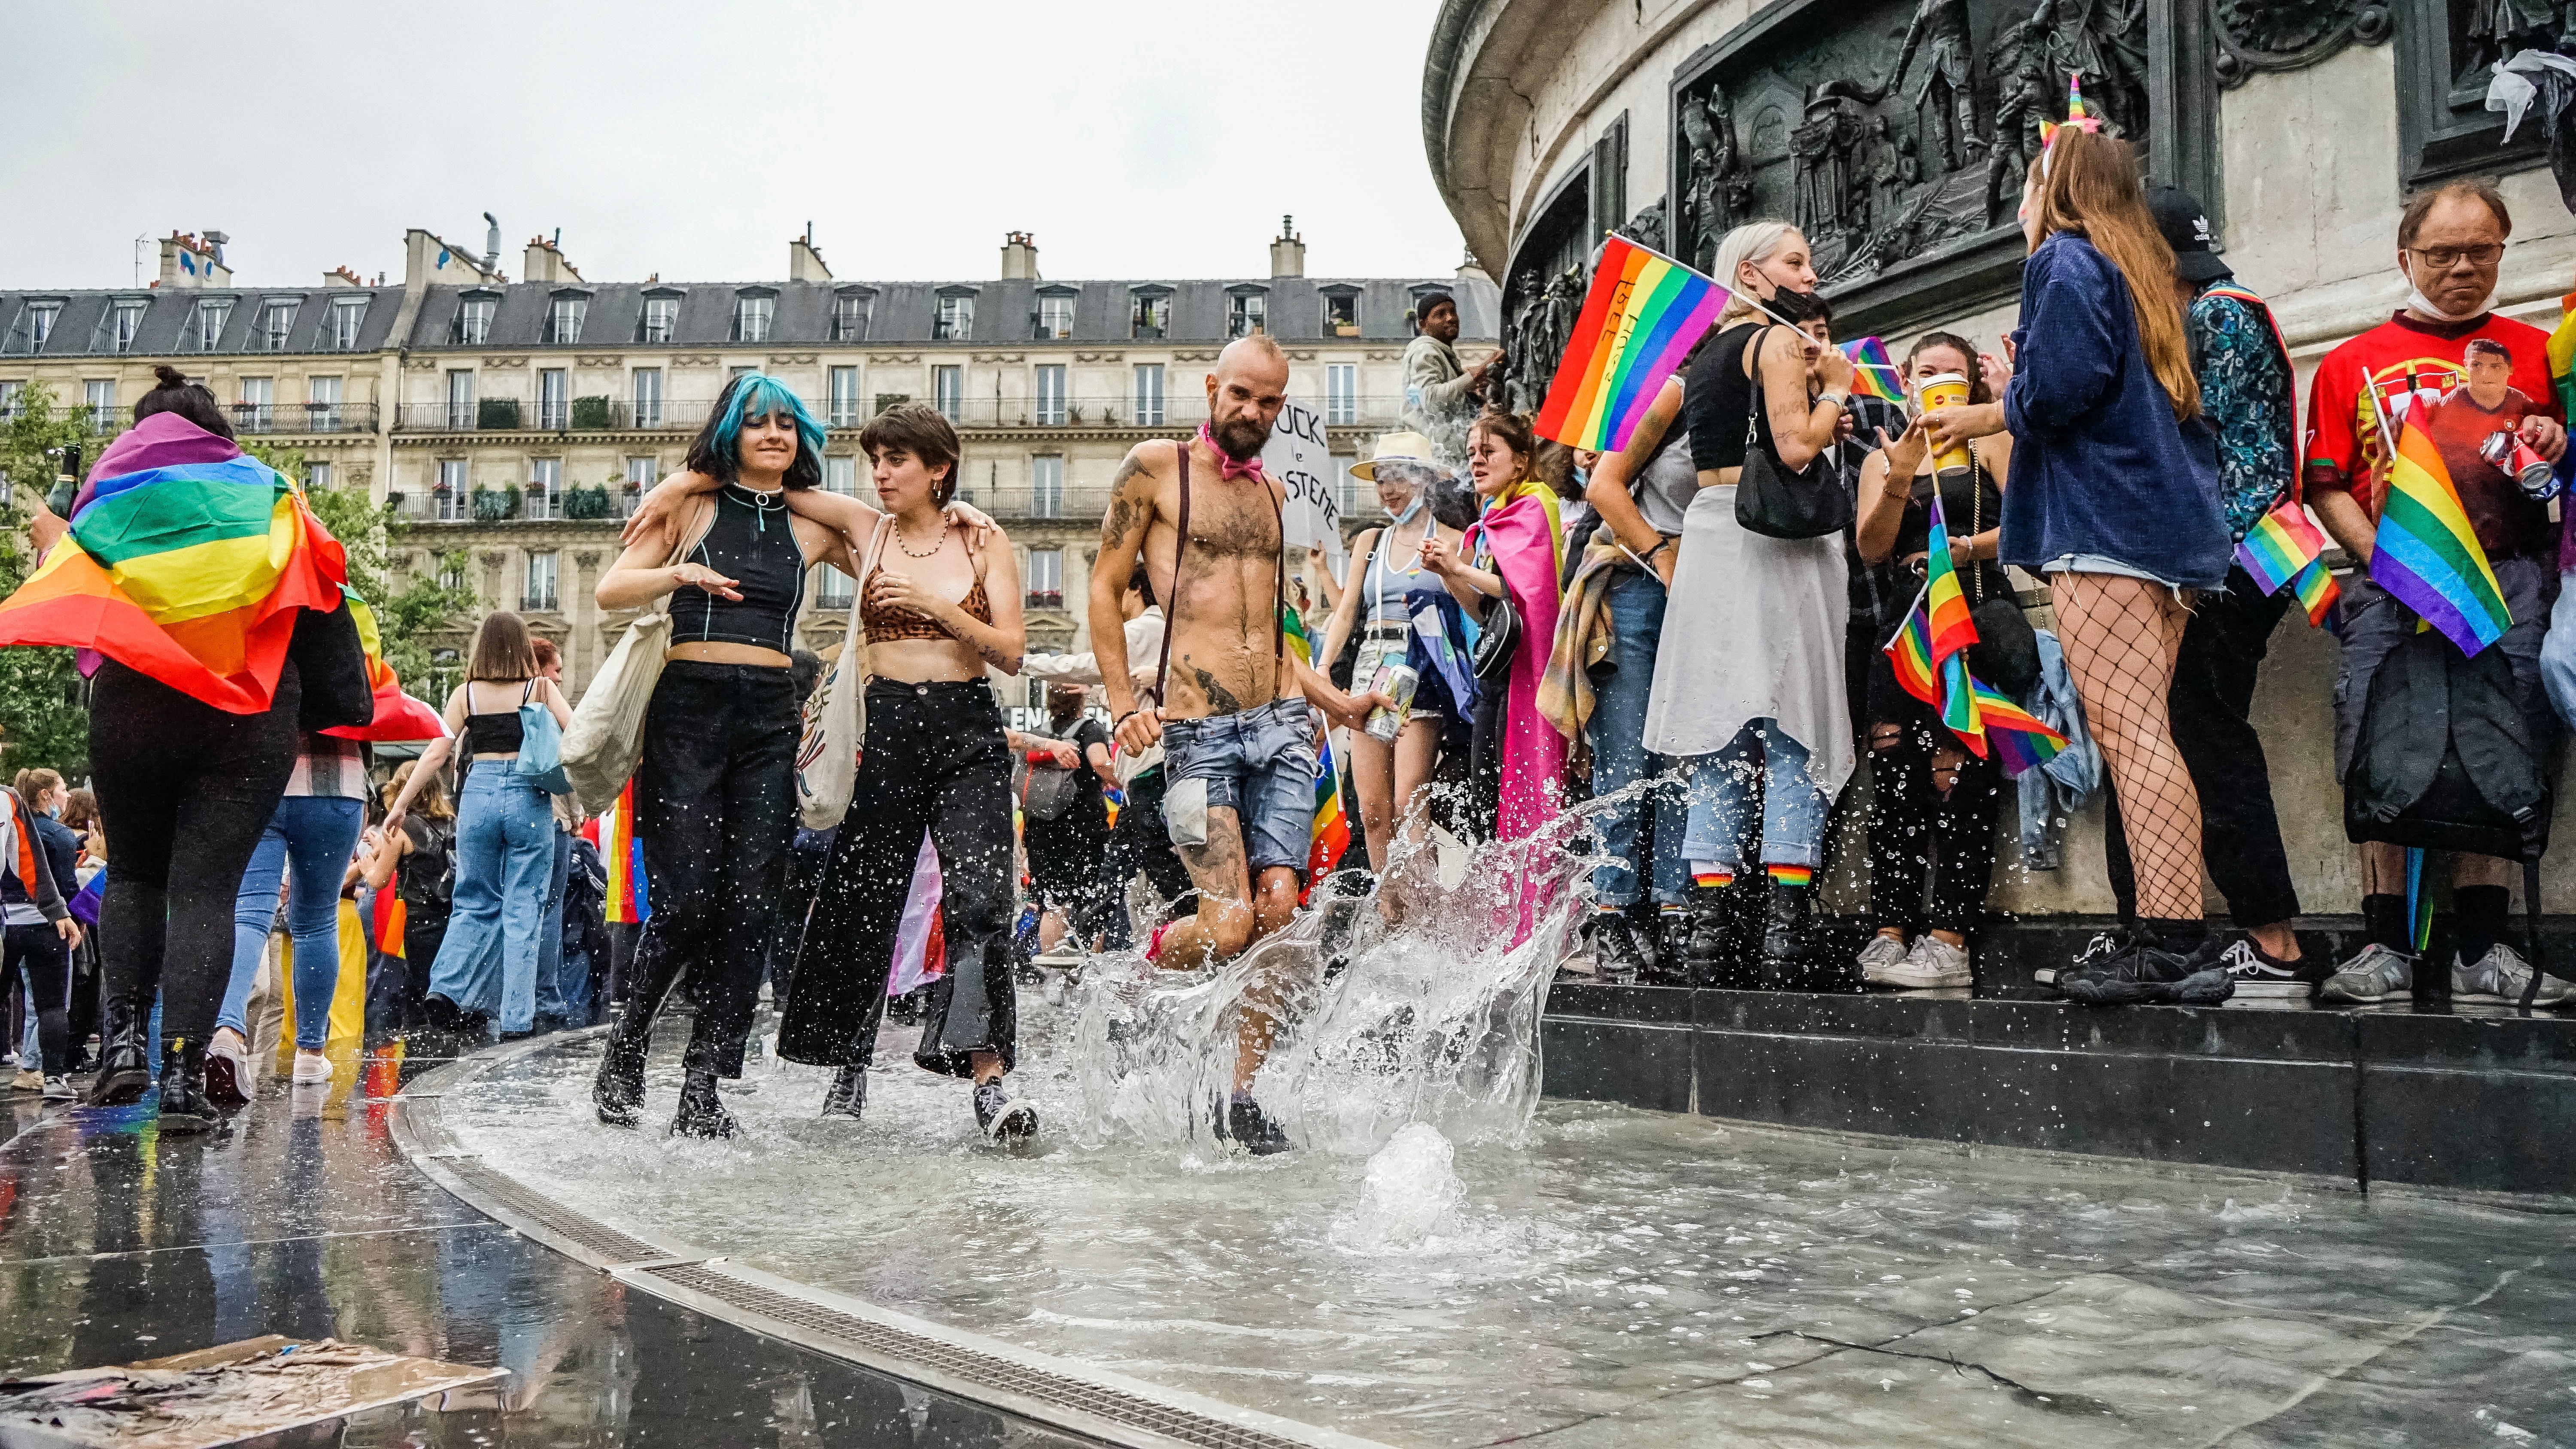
[1856, 933, 1911, 985]
[2451, 943, 2576, 1008]
[290, 1051, 334, 1085]
[1881, 934, 1974, 990]
[1032, 944, 1085, 969]
[41, 1075, 73, 1101]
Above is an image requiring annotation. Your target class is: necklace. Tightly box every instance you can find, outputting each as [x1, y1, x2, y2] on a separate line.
[725, 481, 787, 534]
[894, 515, 948, 559]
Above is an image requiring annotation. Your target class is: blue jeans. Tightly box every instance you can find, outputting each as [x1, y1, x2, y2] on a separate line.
[532, 828, 573, 1025]
[216, 796, 364, 1050]
[1682, 720, 1830, 871]
[1585, 569, 1687, 906]
[428, 767, 556, 1033]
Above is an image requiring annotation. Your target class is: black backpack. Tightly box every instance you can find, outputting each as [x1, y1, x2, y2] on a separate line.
[2344, 627, 2551, 861]
[401, 817, 457, 912]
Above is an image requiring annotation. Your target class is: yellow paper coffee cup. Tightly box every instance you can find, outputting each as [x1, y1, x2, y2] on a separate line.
[1920, 373, 1972, 476]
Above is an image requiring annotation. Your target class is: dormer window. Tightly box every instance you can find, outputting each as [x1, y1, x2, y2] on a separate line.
[1035, 286, 1078, 340]
[934, 288, 976, 342]
[450, 291, 497, 346]
[321, 295, 369, 351]
[92, 298, 148, 355]
[1227, 286, 1268, 340]
[832, 287, 875, 343]
[732, 288, 776, 344]
[179, 297, 233, 353]
[252, 297, 303, 354]
[637, 289, 682, 344]
[545, 291, 590, 346]
[1130, 285, 1172, 340]
[1322, 285, 1362, 336]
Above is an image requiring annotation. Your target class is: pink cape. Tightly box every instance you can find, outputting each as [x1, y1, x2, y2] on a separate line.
[1472, 493, 1566, 842]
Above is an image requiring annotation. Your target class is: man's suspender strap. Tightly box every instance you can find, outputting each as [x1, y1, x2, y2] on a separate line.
[1154, 446, 1189, 705]
[1148, 441, 1289, 709]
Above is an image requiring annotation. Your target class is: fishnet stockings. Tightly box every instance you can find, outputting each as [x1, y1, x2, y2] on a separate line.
[2052, 573, 2202, 921]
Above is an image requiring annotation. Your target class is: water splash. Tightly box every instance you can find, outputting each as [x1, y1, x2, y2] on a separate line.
[1072, 784, 1637, 1156]
[1331, 1123, 1467, 1253]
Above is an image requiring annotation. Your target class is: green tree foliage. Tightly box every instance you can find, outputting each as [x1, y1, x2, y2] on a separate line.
[0, 381, 102, 779]
[247, 443, 476, 703]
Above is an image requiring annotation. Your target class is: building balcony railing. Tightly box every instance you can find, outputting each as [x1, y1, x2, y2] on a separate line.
[393, 394, 1406, 434]
[230, 402, 379, 435]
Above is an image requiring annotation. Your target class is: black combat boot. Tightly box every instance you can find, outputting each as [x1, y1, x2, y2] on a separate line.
[86, 986, 154, 1106]
[1591, 911, 1649, 985]
[155, 1038, 216, 1135]
[820, 1064, 867, 1120]
[670, 1037, 737, 1139]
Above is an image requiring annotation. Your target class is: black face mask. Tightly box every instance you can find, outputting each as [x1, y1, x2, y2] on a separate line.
[1764, 286, 1829, 324]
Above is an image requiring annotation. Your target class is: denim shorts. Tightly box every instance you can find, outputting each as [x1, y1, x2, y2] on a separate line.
[1159, 696, 1318, 875]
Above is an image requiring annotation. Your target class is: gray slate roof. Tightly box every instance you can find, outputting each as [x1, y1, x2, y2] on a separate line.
[0, 286, 401, 359]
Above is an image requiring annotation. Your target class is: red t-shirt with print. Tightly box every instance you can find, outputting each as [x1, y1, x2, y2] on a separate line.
[2302, 309, 2561, 560]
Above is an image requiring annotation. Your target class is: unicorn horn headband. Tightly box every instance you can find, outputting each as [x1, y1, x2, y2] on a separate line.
[2035, 73, 2103, 176]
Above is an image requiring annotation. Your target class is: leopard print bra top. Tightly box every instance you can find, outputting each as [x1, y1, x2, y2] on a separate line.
[861, 565, 993, 643]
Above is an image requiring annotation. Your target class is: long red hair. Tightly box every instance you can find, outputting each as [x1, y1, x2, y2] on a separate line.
[2024, 131, 2200, 421]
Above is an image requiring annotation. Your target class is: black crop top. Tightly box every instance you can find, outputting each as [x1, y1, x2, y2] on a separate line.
[681, 483, 803, 654]
[1685, 322, 1771, 473]
[1894, 459, 2017, 606]
[463, 680, 532, 757]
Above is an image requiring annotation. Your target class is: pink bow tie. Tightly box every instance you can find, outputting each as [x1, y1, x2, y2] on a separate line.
[1198, 424, 1266, 482]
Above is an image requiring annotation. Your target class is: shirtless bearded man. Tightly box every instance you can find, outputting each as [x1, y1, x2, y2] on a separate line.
[1091, 335, 1385, 1154]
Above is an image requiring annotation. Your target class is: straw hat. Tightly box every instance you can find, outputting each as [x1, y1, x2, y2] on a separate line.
[1349, 431, 1437, 481]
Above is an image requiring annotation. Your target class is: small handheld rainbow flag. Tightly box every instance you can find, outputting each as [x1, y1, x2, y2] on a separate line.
[2372, 409, 2512, 655]
[1923, 488, 1983, 746]
[1968, 677, 2068, 777]
[1305, 729, 1349, 893]
[1840, 337, 1906, 404]
[589, 779, 650, 923]
[1535, 236, 1732, 453]
[1883, 588, 1938, 707]
[2235, 498, 2341, 627]
[370, 888, 407, 959]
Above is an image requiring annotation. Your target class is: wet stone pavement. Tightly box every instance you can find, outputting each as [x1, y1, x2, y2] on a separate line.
[0, 1043, 1086, 1447]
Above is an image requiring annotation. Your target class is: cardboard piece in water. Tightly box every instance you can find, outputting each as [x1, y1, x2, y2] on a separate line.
[0, 1335, 504, 1448]
[1263, 398, 1345, 573]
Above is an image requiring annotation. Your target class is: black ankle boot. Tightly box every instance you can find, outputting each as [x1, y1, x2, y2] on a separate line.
[1592, 912, 1649, 985]
[87, 990, 153, 1106]
[671, 1040, 736, 1139]
[156, 1038, 216, 1135]
[1759, 882, 1820, 988]
[592, 1004, 654, 1128]
[1681, 883, 1732, 985]
[820, 1064, 867, 1120]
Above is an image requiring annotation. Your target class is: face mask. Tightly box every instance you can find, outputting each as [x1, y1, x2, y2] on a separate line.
[1388, 493, 1424, 526]
[1765, 286, 1829, 324]
[2404, 278, 2497, 323]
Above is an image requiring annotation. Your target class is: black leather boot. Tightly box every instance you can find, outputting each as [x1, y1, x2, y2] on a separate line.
[670, 1038, 737, 1139]
[156, 1038, 216, 1135]
[1681, 883, 1732, 985]
[819, 1064, 867, 1120]
[1759, 882, 1831, 990]
[594, 951, 685, 1127]
[1592, 912, 1648, 985]
[86, 988, 153, 1106]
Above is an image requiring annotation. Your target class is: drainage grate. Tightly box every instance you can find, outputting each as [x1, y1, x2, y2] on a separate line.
[444, 1159, 667, 1265]
[646, 1264, 1314, 1449]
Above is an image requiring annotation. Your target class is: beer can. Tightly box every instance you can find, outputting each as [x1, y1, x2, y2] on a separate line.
[1366, 663, 1419, 743]
[2483, 429, 2559, 500]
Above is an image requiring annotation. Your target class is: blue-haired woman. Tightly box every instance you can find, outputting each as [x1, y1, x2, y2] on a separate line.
[601, 376, 993, 1137]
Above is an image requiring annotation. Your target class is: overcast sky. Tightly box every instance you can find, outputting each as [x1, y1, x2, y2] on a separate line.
[1, 0, 1469, 291]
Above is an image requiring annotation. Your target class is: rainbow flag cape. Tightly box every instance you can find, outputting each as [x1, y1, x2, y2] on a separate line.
[1968, 677, 2068, 777]
[1840, 337, 1905, 404]
[1306, 729, 1349, 891]
[327, 592, 448, 740]
[2550, 288, 2576, 423]
[588, 779, 650, 923]
[0, 448, 345, 713]
[2371, 410, 2512, 655]
[1534, 236, 1732, 453]
[1883, 588, 1938, 707]
[369, 888, 407, 958]
[2235, 498, 2341, 628]
[1922, 488, 1981, 745]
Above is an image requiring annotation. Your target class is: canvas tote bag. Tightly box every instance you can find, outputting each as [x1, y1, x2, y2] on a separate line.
[796, 515, 892, 829]
[562, 496, 716, 804]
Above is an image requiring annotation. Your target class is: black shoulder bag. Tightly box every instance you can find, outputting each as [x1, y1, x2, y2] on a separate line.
[1734, 326, 1857, 541]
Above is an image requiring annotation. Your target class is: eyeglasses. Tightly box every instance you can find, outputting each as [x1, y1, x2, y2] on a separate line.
[2409, 243, 2505, 269]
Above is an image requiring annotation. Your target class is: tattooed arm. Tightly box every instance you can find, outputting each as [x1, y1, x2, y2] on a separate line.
[1095, 442, 1165, 752]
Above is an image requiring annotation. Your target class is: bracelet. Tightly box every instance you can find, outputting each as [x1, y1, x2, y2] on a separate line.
[1643, 537, 1672, 561]
[1818, 392, 1849, 412]
[1112, 710, 1136, 729]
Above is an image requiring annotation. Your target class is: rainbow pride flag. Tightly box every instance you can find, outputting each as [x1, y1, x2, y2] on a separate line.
[1535, 236, 1732, 453]
[590, 779, 650, 923]
[2372, 411, 2512, 655]
[1840, 337, 1905, 404]
[369, 888, 407, 958]
[1969, 678, 2068, 777]
[2549, 288, 2576, 423]
[1883, 590, 1938, 707]
[0, 451, 345, 713]
[2235, 497, 2341, 630]
[1306, 729, 1349, 891]
[1922, 488, 1981, 744]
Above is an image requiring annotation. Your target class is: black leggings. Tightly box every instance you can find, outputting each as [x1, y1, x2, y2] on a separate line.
[1866, 715, 2002, 936]
[781, 680, 1016, 1076]
[626, 661, 800, 1065]
[91, 660, 300, 1045]
[5, 923, 69, 1075]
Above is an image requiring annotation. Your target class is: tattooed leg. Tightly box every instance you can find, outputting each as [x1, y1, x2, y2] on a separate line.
[1153, 806, 1254, 968]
